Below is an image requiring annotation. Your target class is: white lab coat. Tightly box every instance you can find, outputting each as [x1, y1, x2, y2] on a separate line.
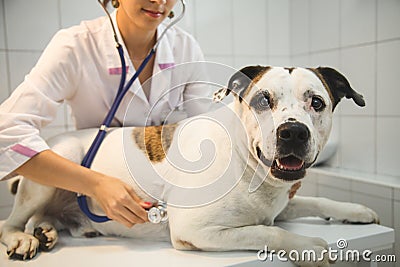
[0, 12, 212, 180]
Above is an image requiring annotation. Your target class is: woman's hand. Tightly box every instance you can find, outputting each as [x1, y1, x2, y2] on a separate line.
[89, 175, 152, 228]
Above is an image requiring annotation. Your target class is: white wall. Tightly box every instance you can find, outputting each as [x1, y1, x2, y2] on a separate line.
[0, 0, 105, 140]
[192, 0, 291, 68]
[290, 0, 400, 179]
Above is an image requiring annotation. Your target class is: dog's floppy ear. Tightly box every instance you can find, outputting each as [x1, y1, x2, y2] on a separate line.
[312, 67, 365, 111]
[213, 65, 269, 102]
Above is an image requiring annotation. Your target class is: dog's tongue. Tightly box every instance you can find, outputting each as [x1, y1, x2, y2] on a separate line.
[277, 156, 304, 171]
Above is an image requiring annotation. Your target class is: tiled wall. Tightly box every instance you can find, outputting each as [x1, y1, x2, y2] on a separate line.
[290, 0, 400, 179]
[0, 1, 399, 216]
[0, 0, 105, 140]
[190, 0, 291, 70]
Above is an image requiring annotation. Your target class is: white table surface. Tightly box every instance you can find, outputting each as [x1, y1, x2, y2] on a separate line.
[0, 218, 394, 267]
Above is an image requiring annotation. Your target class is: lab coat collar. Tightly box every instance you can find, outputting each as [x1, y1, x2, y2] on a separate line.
[149, 21, 176, 109]
[104, 11, 176, 106]
[155, 21, 176, 70]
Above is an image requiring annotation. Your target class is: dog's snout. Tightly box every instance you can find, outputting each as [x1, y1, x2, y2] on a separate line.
[277, 122, 310, 145]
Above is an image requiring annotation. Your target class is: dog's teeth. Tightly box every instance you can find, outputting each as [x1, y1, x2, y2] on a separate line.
[276, 160, 285, 170]
[276, 158, 303, 171]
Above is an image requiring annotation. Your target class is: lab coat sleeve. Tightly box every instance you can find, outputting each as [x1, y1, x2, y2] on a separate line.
[0, 29, 80, 180]
[182, 39, 213, 117]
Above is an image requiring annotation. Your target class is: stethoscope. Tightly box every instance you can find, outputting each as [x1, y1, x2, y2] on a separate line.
[77, 0, 186, 224]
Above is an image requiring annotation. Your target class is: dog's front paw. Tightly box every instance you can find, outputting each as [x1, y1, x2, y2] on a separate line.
[320, 199, 379, 225]
[4, 232, 40, 261]
[341, 203, 379, 224]
[33, 226, 58, 252]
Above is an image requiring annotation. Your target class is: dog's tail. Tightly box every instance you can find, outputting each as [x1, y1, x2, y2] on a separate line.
[7, 176, 21, 195]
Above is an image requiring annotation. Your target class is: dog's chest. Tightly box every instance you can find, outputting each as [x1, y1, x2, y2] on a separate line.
[248, 184, 290, 225]
[211, 182, 290, 227]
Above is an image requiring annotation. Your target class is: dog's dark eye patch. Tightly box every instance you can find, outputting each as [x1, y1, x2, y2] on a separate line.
[250, 91, 273, 112]
[303, 89, 314, 100]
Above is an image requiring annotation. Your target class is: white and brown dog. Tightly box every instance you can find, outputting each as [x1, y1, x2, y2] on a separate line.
[0, 66, 378, 266]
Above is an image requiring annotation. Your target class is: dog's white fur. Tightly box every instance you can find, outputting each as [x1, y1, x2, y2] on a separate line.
[0, 67, 378, 266]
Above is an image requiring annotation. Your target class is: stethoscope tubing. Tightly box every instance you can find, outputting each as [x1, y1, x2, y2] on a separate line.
[78, 47, 156, 223]
[77, 0, 185, 223]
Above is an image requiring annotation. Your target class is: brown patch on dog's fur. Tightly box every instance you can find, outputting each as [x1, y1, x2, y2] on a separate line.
[133, 124, 177, 162]
[175, 240, 201, 250]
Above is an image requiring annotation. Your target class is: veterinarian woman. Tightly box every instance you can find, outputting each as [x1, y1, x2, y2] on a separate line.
[0, 0, 213, 227]
[0, 0, 300, 228]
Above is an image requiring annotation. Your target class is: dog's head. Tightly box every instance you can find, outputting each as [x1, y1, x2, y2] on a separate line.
[215, 66, 365, 182]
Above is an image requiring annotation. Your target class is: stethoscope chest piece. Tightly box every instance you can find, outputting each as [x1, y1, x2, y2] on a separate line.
[148, 202, 168, 224]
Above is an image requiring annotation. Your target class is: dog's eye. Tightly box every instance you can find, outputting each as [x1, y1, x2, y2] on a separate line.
[250, 91, 272, 111]
[311, 96, 326, 112]
[259, 94, 270, 107]
[256, 92, 271, 110]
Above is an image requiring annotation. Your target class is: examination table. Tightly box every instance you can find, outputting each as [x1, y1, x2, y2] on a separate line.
[0, 218, 394, 267]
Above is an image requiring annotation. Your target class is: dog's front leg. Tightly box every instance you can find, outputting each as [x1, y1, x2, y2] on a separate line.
[172, 225, 330, 266]
[0, 178, 58, 260]
[276, 196, 379, 224]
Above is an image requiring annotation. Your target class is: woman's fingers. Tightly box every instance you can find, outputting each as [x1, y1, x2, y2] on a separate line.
[119, 189, 149, 223]
[108, 212, 137, 228]
[103, 198, 146, 227]
[91, 176, 152, 227]
[110, 200, 155, 227]
[125, 186, 154, 209]
[114, 207, 146, 228]
[123, 185, 152, 221]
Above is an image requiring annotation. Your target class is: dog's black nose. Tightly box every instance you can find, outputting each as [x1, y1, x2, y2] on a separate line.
[277, 121, 310, 145]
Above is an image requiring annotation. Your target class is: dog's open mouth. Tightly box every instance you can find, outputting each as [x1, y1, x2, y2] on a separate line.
[275, 156, 304, 172]
[256, 146, 306, 181]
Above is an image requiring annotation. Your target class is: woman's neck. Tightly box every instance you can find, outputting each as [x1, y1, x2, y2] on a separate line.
[116, 10, 157, 61]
